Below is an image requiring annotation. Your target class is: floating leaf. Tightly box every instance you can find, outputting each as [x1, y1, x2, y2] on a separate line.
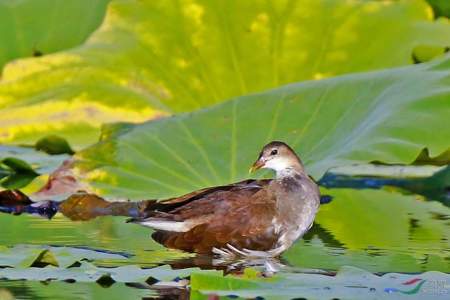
[0, 146, 69, 189]
[0, 280, 155, 300]
[1, 157, 34, 173]
[0, 157, 37, 189]
[73, 54, 450, 200]
[319, 164, 450, 205]
[0, 0, 449, 147]
[35, 135, 75, 155]
[0, 260, 196, 283]
[191, 266, 450, 299]
[0, 245, 128, 268]
[0, 146, 69, 175]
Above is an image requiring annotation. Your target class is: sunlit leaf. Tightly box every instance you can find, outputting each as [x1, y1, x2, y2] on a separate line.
[74, 54, 450, 200]
[0, 0, 110, 69]
[1, 0, 449, 147]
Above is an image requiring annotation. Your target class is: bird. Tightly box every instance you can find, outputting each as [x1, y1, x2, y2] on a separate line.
[129, 141, 320, 258]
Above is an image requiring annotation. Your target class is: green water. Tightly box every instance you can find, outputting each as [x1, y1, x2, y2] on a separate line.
[0, 188, 448, 299]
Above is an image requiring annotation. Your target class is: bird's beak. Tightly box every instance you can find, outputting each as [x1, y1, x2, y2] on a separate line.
[249, 159, 265, 173]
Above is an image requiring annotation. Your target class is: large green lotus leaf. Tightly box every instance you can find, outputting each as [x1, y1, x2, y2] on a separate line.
[0, 0, 110, 69]
[1, 0, 449, 147]
[73, 54, 450, 200]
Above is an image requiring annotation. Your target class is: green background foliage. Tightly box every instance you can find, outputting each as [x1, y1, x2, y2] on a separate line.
[75, 55, 450, 199]
[0, 0, 449, 147]
[0, 0, 110, 69]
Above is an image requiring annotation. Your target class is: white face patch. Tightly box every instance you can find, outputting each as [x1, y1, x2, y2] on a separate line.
[262, 157, 297, 177]
[263, 157, 290, 172]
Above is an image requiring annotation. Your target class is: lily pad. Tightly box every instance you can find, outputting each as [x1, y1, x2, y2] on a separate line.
[0, 0, 110, 69]
[73, 54, 450, 200]
[0, 0, 449, 147]
[0, 280, 155, 300]
[0, 245, 128, 268]
[0, 146, 69, 175]
[0, 261, 195, 283]
[191, 266, 450, 300]
[0, 145, 69, 189]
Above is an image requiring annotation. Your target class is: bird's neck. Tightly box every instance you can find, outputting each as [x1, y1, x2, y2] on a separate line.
[275, 165, 305, 179]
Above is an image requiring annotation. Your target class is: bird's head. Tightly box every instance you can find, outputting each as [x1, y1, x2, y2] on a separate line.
[250, 141, 304, 176]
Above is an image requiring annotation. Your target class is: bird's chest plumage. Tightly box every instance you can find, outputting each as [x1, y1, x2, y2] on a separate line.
[269, 176, 319, 250]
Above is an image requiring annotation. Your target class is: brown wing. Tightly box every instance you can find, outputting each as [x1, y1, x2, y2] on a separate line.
[148, 179, 279, 253]
[138, 179, 269, 217]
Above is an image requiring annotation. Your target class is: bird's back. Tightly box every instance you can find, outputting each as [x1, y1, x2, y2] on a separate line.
[135, 179, 280, 253]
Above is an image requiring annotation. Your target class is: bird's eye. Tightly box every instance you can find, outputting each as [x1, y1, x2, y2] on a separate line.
[270, 149, 278, 156]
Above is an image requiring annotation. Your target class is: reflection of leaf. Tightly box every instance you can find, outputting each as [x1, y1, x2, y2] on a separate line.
[1, 0, 449, 147]
[0, 0, 110, 69]
[315, 189, 450, 255]
[0, 215, 191, 267]
[282, 190, 450, 273]
[73, 55, 450, 200]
